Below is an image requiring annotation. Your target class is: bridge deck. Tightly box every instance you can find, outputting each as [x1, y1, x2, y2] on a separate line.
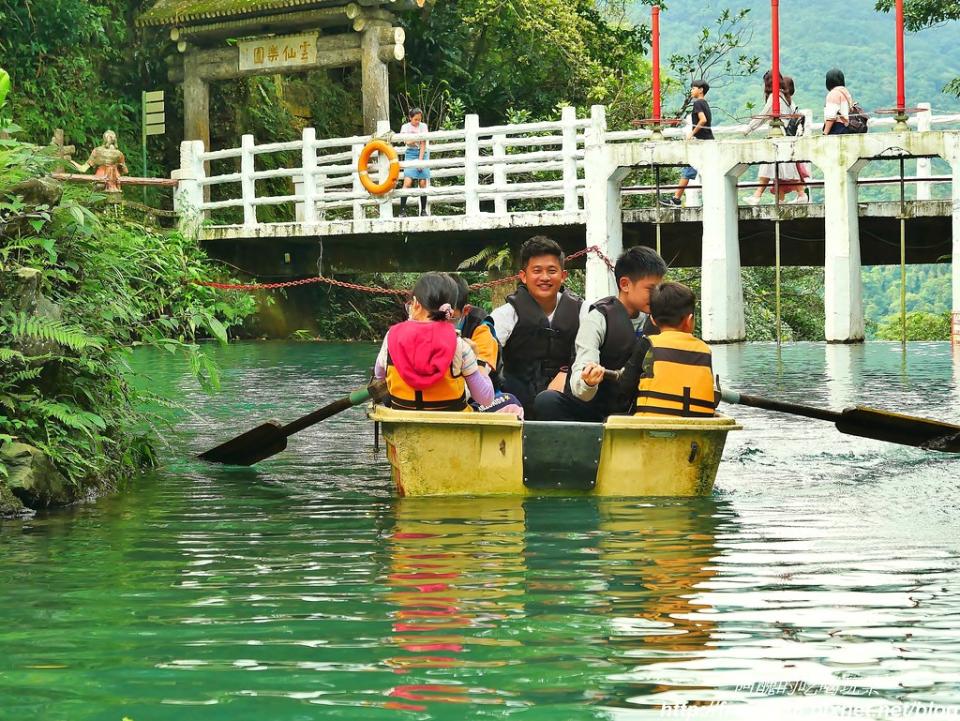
[202, 200, 953, 276]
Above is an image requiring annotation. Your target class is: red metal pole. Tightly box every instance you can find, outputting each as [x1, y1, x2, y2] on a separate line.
[652, 6, 661, 123]
[771, 0, 781, 118]
[896, 0, 906, 111]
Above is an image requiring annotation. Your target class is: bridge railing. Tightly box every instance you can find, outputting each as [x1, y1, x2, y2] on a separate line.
[177, 109, 594, 228]
[608, 102, 960, 206]
[175, 103, 960, 228]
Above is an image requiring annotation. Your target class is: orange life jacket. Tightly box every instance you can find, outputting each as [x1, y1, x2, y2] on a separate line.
[386, 353, 469, 412]
[635, 331, 718, 418]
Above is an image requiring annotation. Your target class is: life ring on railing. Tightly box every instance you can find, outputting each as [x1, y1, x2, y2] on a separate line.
[357, 139, 400, 195]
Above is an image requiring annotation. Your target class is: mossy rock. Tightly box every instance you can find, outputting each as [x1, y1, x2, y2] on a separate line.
[1, 442, 73, 510]
[0, 482, 28, 518]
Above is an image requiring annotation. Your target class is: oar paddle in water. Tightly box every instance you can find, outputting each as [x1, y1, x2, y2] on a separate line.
[200, 379, 388, 466]
[720, 388, 960, 453]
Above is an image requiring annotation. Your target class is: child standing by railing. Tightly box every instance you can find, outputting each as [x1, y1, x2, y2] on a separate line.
[399, 108, 431, 216]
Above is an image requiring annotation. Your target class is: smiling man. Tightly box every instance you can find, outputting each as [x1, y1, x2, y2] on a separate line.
[534, 245, 667, 423]
[489, 236, 582, 417]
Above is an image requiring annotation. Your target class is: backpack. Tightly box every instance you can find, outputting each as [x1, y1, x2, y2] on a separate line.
[785, 113, 804, 137]
[841, 89, 869, 133]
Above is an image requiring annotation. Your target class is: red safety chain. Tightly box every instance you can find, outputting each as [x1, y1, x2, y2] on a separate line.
[187, 245, 615, 294]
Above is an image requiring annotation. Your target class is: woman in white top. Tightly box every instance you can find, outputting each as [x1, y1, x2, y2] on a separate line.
[399, 107, 430, 216]
[823, 68, 853, 136]
[744, 71, 806, 205]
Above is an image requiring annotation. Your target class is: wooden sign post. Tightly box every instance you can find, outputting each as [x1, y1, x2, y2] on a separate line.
[141, 89, 165, 198]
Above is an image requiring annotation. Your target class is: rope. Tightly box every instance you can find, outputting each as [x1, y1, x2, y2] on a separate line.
[187, 245, 616, 294]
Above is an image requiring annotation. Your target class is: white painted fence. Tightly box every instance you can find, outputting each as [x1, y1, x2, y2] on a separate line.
[175, 103, 960, 231]
[177, 107, 591, 228]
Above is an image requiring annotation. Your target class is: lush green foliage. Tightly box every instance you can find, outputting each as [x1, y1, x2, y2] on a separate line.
[0, 138, 255, 493]
[399, 0, 658, 128]
[877, 0, 960, 96]
[875, 310, 952, 340]
[670, 266, 826, 342]
[862, 264, 952, 339]
[0, 0, 166, 152]
[877, 0, 960, 30]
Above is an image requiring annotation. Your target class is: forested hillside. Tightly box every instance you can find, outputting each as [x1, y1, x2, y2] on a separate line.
[633, 0, 960, 122]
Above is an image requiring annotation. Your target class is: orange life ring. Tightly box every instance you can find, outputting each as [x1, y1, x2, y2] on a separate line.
[358, 139, 400, 196]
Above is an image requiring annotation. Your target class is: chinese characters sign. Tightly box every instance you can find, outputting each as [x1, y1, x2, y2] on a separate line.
[239, 33, 318, 72]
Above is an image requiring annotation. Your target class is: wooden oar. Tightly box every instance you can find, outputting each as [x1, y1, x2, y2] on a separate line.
[720, 388, 960, 453]
[199, 379, 388, 466]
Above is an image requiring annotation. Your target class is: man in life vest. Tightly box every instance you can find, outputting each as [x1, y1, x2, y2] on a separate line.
[534, 246, 666, 422]
[635, 282, 719, 418]
[490, 236, 582, 417]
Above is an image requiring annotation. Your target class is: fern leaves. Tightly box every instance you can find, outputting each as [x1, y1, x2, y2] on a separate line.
[457, 243, 513, 272]
[7, 314, 104, 352]
[32, 400, 106, 433]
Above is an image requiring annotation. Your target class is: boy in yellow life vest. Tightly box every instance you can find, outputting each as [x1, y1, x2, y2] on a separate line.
[450, 274, 524, 417]
[451, 274, 503, 385]
[635, 282, 719, 418]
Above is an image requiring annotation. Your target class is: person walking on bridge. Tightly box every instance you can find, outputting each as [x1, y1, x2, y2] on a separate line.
[822, 68, 863, 136]
[743, 70, 807, 205]
[660, 79, 713, 207]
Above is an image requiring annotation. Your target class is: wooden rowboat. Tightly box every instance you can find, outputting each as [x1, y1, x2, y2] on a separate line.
[370, 406, 741, 497]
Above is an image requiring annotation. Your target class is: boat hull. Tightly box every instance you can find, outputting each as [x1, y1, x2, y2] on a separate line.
[371, 407, 741, 497]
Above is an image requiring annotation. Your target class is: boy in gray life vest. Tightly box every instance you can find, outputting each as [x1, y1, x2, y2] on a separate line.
[534, 246, 667, 422]
[489, 236, 583, 417]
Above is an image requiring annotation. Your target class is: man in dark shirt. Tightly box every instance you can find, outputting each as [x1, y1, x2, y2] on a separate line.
[661, 79, 712, 207]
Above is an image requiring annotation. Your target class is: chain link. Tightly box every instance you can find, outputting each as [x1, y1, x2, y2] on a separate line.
[188, 245, 615, 294]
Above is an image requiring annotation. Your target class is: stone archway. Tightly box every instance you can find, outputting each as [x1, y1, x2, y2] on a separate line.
[137, 0, 410, 148]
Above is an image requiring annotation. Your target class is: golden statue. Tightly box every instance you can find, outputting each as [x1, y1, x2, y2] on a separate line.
[77, 130, 128, 193]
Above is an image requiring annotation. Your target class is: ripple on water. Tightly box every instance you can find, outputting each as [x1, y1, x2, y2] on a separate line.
[1, 341, 959, 720]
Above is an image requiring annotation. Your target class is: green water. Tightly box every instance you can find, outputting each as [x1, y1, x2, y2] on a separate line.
[2, 342, 960, 720]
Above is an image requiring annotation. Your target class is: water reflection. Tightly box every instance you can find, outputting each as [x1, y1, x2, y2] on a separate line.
[383, 496, 735, 714]
[384, 498, 526, 711]
[825, 343, 859, 409]
[3, 342, 960, 720]
[953, 345, 960, 403]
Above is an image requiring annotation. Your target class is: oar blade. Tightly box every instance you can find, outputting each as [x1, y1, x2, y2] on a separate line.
[198, 422, 288, 466]
[837, 406, 960, 453]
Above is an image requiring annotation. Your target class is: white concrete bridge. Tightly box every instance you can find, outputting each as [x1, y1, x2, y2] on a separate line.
[174, 105, 960, 343]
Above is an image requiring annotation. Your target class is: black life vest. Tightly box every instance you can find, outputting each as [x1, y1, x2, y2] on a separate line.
[586, 296, 641, 415]
[502, 285, 582, 389]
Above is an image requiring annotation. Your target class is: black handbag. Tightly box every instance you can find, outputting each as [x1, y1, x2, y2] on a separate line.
[785, 103, 805, 136]
[843, 89, 869, 133]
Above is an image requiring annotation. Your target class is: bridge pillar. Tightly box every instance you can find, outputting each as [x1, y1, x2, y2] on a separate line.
[698, 148, 746, 343]
[813, 142, 866, 343]
[946, 134, 960, 344]
[361, 22, 391, 134]
[584, 106, 625, 302]
[174, 139, 205, 238]
[182, 54, 210, 149]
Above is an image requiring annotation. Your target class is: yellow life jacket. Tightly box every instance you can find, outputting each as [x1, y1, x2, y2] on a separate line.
[635, 331, 718, 418]
[386, 353, 469, 412]
[469, 322, 501, 374]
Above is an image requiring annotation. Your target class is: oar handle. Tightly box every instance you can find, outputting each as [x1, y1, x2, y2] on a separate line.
[602, 368, 622, 382]
[720, 387, 842, 423]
